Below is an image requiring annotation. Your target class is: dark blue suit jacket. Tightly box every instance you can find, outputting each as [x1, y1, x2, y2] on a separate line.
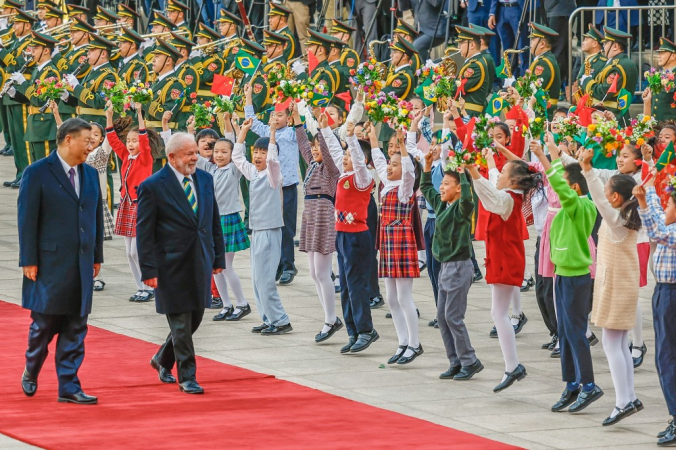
[136, 164, 226, 315]
[489, 0, 526, 16]
[468, 0, 490, 13]
[595, 0, 638, 33]
[18, 151, 104, 317]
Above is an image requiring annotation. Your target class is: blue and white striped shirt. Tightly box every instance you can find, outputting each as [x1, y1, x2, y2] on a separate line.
[638, 187, 676, 284]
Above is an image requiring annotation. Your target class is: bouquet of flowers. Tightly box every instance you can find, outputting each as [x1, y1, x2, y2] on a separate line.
[528, 116, 547, 141]
[189, 96, 216, 129]
[101, 79, 130, 116]
[35, 76, 66, 102]
[127, 80, 153, 104]
[272, 79, 330, 105]
[364, 91, 404, 128]
[264, 62, 288, 86]
[349, 58, 384, 95]
[514, 69, 543, 102]
[644, 67, 675, 95]
[553, 115, 582, 141]
[212, 94, 240, 114]
[444, 133, 484, 171]
[587, 117, 621, 157]
[472, 114, 500, 153]
[619, 114, 657, 146]
[663, 174, 676, 195]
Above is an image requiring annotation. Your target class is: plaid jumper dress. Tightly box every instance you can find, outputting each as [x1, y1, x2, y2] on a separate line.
[378, 187, 420, 278]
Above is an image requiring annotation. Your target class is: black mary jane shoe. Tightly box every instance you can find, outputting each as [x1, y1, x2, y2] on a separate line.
[512, 313, 528, 334]
[213, 306, 234, 321]
[315, 318, 344, 343]
[129, 290, 143, 302]
[551, 387, 581, 412]
[489, 326, 498, 338]
[261, 323, 293, 335]
[543, 335, 557, 350]
[634, 399, 644, 412]
[658, 419, 675, 439]
[396, 344, 424, 365]
[225, 304, 251, 321]
[93, 280, 105, 292]
[387, 345, 408, 365]
[632, 343, 648, 368]
[493, 364, 527, 393]
[209, 297, 224, 310]
[602, 402, 638, 426]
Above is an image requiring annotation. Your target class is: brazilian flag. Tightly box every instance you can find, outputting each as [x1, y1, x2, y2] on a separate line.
[308, 92, 332, 107]
[617, 88, 632, 116]
[413, 77, 435, 106]
[486, 93, 505, 117]
[235, 54, 261, 76]
[496, 59, 508, 79]
[534, 89, 549, 111]
[656, 141, 676, 171]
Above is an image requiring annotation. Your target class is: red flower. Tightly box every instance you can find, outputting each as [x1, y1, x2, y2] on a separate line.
[190, 92, 197, 99]
[192, 99, 197, 104]
[204, 101, 211, 107]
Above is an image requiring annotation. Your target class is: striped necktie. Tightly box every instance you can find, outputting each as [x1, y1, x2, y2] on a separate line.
[182, 176, 197, 215]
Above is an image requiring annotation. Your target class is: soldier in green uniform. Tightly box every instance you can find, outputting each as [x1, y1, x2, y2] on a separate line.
[0, 9, 35, 189]
[380, 36, 417, 143]
[298, 30, 339, 96]
[268, 2, 298, 60]
[65, 3, 89, 23]
[581, 26, 638, 124]
[329, 19, 359, 73]
[453, 26, 491, 118]
[165, 0, 192, 41]
[116, 4, 139, 31]
[42, 5, 65, 32]
[34, 0, 54, 31]
[169, 31, 198, 129]
[643, 37, 676, 122]
[262, 28, 289, 87]
[574, 25, 607, 93]
[393, 20, 421, 73]
[116, 26, 149, 85]
[468, 24, 496, 92]
[141, 12, 174, 65]
[11, 31, 59, 161]
[92, 6, 119, 29]
[326, 34, 351, 111]
[527, 22, 562, 118]
[194, 23, 225, 103]
[216, 9, 242, 69]
[0, 0, 24, 158]
[54, 18, 93, 120]
[63, 33, 119, 128]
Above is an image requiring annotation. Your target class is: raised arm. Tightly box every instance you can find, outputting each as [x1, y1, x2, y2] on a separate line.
[231, 118, 258, 181]
[267, 116, 283, 188]
[466, 163, 514, 219]
[346, 122, 373, 189]
[399, 135, 415, 203]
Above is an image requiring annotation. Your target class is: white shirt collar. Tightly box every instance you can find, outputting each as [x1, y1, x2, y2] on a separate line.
[168, 162, 193, 185]
[37, 59, 50, 71]
[466, 52, 481, 60]
[91, 62, 107, 71]
[56, 150, 77, 174]
[395, 63, 410, 73]
[123, 53, 136, 65]
[157, 69, 174, 82]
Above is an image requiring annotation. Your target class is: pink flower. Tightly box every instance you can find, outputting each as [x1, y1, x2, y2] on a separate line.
[463, 153, 471, 161]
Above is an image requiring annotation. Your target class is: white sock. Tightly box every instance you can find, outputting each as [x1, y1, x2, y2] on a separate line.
[213, 272, 233, 308]
[602, 328, 635, 408]
[309, 252, 337, 333]
[223, 252, 247, 307]
[125, 237, 151, 291]
[385, 278, 421, 353]
[491, 284, 520, 375]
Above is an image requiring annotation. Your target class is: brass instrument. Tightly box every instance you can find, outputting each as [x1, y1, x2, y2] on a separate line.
[193, 36, 240, 52]
[286, 54, 307, 78]
[440, 48, 460, 77]
[140, 29, 188, 39]
[367, 39, 390, 78]
[0, 12, 17, 19]
[571, 57, 592, 105]
[223, 61, 244, 80]
[94, 23, 122, 31]
[43, 20, 72, 35]
[501, 47, 530, 79]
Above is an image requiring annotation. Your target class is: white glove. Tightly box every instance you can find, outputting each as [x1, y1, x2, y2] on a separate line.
[580, 75, 591, 84]
[189, 49, 203, 59]
[9, 72, 26, 84]
[7, 86, 15, 98]
[65, 74, 79, 87]
[60, 90, 70, 101]
[51, 47, 60, 57]
[0, 18, 8, 30]
[140, 38, 153, 49]
[291, 60, 306, 76]
[503, 77, 516, 88]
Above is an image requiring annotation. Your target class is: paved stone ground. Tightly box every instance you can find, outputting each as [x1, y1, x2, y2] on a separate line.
[0, 153, 670, 450]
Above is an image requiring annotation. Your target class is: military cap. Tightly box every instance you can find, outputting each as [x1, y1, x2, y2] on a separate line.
[239, 37, 265, 58]
[216, 8, 240, 24]
[390, 35, 418, 57]
[658, 37, 676, 53]
[330, 19, 355, 34]
[602, 26, 632, 47]
[268, 2, 291, 17]
[29, 30, 58, 48]
[169, 30, 194, 49]
[166, 0, 189, 13]
[529, 22, 559, 39]
[306, 29, 338, 49]
[394, 20, 419, 38]
[150, 11, 174, 29]
[117, 4, 140, 18]
[262, 29, 289, 46]
[583, 24, 604, 43]
[12, 9, 35, 23]
[196, 23, 221, 41]
[455, 25, 484, 41]
[87, 32, 116, 51]
[70, 16, 96, 33]
[3, 0, 24, 10]
[94, 6, 119, 23]
[36, 0, 56, 9]
[469, 23, 495, 37]
[152, 38, 182, 61]
[43, 5, 64, 19]
[118, 26, 144, 45]
[65, 3, 89, 16]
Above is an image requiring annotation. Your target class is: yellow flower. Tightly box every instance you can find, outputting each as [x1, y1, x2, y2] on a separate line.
[624, 139, 630, 145]
[370, 58, 376, 64]
[401, 109, 408, 115]
[596, 133, 602, 138]
[588, 124, 597, 132]
[605, 143, 614, 151]
[642, 115, 651, 123]
[637, 137, 645, 146]
[535, 117, 541, 123]
[307, 92, 314, 99]
[129, 87, 137, 93]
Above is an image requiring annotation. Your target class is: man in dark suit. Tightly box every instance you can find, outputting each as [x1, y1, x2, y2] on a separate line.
[136, 133, 226, 395]
[18, 118, 103, 405]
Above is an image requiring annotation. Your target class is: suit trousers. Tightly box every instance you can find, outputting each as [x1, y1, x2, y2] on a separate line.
[367, 194, 382, 300]
[534, 236, 557, 336]
[285, 0, 310, 52]
[653, 283, 676, 415]
[156, 309, 204, 383]
[25, 311, 88, 397]
[423, 217, 441, 304]
[555, 274, 595, 384]
[337, 230, 375, 337]
[437, 260, 477, 367]
[279, 185, 298, 275]
[496, 6, 527, 76]
[353, 0, 378, 54]
[252, 228, 290, 326]
[548, 16, 569, 83]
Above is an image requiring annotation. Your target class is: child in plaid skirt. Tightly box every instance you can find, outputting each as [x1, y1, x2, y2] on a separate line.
[369, 122, 424, 366]
[106, 102, 155, 303]
[197, 118, 251, 323]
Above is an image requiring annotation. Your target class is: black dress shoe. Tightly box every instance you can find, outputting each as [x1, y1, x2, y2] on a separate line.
[602, 402, 637, 426]
[493, 364, 527, 393]
[58, 391, 98, 404]
[632, 343, 647, 368]
[658, 420, 674, 439]
[658, 423, 676, 447]
[3, 148, 13, 156]
[340, 336, 356, 354]
[315, 318, 343, 343]
[93, 279, 105, 291]
[568, 385, 604, 413]
[397, 344, 424, 365]
[548, 337, 558, 351]
[225, 304, 251, 321]
[179, 380, 204, 394]
[454, 359, 484, 380]
[21, 369, 37, 397]
[489, 326, 498, 338]
[512, 313, 528, 334]
[150, 356, 177, 384]
[209, 297, 224, 310]
[11, 179, 20, 189]
[588, 332, 599, 346]
[387, 345, 408, 364]
[279, 269, 298, 285]
[350, 329, 379, 353]
[261, 323, 293, 335]
[473, 270, 483, 283]
[369, 296, 384, 309]
[433, 320, 439, 329]
[543, 335, 557, 350]
[551, 387, 580, 412]
[550, 348, 561, 358]
[213, 306, 234, 321]
[428, 318, 438, 327]
[135, 290, 154, 302]
[440, 366, 462, 379]
[252, 323, 269, 333]
[4, 178, 17, 187]
[385, 312, 392, 319]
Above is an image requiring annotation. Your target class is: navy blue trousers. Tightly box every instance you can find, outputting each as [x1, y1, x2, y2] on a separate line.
[337, 230, 374, 337]
[555, 274, 595, 384]
[367, 194, 381, 300]
[279, 184, 298, 274]
[653, 283, 676, 415]
[424, 217, 441, 305]
[534, 236, 557, 336]
[25, 311, 88, 397]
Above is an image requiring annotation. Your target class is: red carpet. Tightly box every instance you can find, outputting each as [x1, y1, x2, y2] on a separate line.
[0, 301, 522, 450]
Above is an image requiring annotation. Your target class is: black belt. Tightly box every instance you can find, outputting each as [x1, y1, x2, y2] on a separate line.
[305, 193, 335, 204]
[500, 2, 519, 6]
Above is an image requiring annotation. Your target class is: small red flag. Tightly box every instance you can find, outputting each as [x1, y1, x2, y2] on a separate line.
[607, 74, 619, 94]
[320, 107, 335, 126]
[308, 51, 319, 74]
[275, 97, 293, 112]
[211, 74, 235, 96]
[455, 78, 468, 100]
[575, 94, 594, 127]
[463, 117, 476, 150]
[335, 91, 352, 112]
